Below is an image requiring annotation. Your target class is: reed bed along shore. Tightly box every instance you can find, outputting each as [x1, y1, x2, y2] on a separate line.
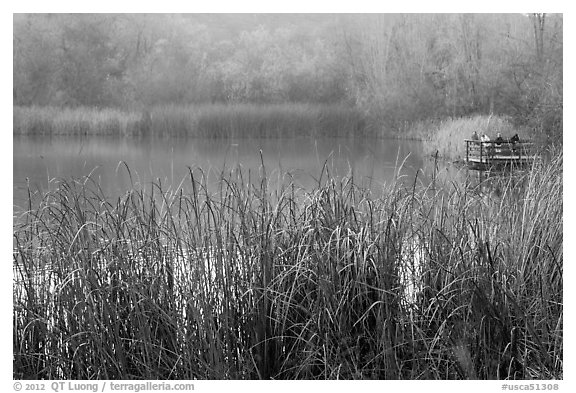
[13, 153, 562, 380]
[13, 104, 367, 138]
[13, 106, 143, 136]
[402, 115, 533, 161]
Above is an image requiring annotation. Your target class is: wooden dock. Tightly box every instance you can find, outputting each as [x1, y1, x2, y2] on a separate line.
[465, 139, 538, 170]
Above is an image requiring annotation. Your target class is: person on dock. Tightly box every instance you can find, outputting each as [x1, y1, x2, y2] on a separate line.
[509, 133, 520, 155]
[494, 132, 504, 154]
[471, 131, 479, 141]
[480, 134, 493, 156]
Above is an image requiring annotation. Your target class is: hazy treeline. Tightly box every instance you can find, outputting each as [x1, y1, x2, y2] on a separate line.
[13, 13, 562, 137]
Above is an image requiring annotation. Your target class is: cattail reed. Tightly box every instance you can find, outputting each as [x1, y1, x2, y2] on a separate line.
[13, 151, 562, 379]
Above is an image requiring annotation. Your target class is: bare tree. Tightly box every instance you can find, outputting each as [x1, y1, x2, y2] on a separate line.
[531, 13, 546, 62]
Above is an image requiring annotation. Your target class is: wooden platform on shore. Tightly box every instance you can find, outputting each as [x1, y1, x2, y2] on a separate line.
[465, 139, 538, 170]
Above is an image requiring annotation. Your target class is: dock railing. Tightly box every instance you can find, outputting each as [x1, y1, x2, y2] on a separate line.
[465, 139, 535, 166]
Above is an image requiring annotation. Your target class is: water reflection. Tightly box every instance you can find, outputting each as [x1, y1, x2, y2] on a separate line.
[14, 135, 429, 211]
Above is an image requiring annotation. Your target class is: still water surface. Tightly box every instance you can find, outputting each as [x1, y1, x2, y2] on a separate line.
[13, 136, 453, 211]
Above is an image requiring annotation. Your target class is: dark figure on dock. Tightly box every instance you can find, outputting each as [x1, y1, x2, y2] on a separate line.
[471, 131, 479, 141]
[510, 133, 520, 143]
[494, 133, 504, 154]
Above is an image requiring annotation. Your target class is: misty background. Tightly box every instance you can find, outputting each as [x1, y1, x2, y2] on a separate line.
[13, 13, 562, 138]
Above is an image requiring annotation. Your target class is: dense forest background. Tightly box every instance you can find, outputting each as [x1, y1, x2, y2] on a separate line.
[13, 13, 563, 138]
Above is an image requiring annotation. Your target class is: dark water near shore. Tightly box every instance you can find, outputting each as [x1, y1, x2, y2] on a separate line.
[13, 135, 461, 211]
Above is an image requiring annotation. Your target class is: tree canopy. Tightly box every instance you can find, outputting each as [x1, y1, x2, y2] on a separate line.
[13, 13, 562, 136]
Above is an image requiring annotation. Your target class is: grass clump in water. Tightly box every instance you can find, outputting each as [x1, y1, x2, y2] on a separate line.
[13, 153, 562, 379]
[404, 115, 531, 161]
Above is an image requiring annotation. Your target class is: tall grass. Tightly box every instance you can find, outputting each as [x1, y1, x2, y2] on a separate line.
[13, 104, 367, 138]
[404, 115, 529, 161]
[13, 153, 562, 379]
[150, 104, 366, 138]
[13, 106, 143, 136]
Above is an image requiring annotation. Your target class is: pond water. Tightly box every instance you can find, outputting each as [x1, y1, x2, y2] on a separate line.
[13, 135, 461, 212]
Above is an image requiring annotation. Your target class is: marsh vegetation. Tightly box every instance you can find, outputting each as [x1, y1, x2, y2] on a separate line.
[13, 104, 367, 138]
[13, 152, 562, 379]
